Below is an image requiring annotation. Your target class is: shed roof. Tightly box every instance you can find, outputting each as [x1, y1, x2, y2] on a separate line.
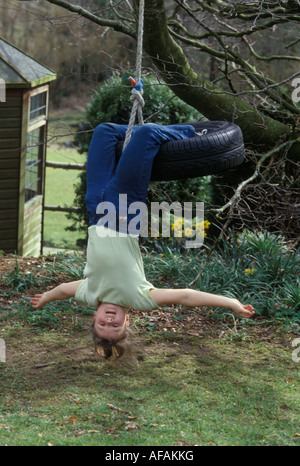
[0, 37, 56, 88]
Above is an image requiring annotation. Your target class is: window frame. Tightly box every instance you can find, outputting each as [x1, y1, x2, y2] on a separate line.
[25, 86, 49, 203]
[28, 85, 48, 130]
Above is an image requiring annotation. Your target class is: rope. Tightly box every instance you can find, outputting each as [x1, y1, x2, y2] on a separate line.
[123, 0, 145, 150]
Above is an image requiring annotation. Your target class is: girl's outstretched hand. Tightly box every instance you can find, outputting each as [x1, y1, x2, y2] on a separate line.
[30, 293, 49, 309]
[231, 300, 255, 318]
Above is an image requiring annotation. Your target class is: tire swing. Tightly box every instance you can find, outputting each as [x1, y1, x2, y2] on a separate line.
[118, 0, 245, 181]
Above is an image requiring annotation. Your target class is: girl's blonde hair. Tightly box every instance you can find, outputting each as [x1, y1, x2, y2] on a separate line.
[91, 324, 136, 364]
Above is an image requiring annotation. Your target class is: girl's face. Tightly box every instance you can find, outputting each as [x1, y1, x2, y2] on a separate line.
[93, 302, 129, 340]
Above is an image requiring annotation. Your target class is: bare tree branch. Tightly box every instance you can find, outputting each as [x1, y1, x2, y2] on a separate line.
[211, 137, 299, 218]
[17, 0, 136, 37]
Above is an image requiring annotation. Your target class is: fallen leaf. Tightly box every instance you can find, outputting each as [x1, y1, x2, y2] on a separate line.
[34, 362, 57, 369]
[286, 378, 294, 383]
[106, 426, 117, 434]
[67, 416, 78, 425]
[125, 421, 139, 431]
[107, 403, 131, 414]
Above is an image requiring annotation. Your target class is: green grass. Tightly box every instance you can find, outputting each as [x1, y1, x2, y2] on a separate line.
[43, 109, 87, 251]
[0, 248, 299, 446]
[43, 144, 86, 250]
[0, 321, 299, 446]
[47, 109, 85, 144]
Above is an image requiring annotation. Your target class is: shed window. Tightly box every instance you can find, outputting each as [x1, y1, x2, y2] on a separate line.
[29, 91, 47, 122]
[25, 127, 44, 202]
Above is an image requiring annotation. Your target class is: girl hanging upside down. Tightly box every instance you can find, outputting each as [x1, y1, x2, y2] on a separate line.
[31, 123, 254, 361]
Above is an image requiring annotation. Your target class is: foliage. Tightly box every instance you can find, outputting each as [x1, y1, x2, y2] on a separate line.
[143, 229, 300, 320]
[74, 72, 201, 153]
[141, 212, 211, 254]
[148, 176, 213, 214]
[3, 254, 53, 294]
[2, 231, 298, 330]
[1, 253, 88, 330]
[44, 252, 86, 280]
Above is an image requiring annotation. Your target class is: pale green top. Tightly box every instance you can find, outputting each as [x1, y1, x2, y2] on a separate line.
[75, 225, 157, 310]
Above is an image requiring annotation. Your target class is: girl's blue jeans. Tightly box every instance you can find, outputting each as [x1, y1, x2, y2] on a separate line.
[85, 122, 196, 233]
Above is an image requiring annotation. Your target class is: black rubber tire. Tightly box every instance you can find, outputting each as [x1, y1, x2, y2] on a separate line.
[116, 121, 245, 181]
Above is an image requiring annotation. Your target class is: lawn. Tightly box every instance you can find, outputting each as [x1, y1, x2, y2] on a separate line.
[43, 109, 87, 251]
[0, 252, 299, 447]
[43, 144, 86, 251]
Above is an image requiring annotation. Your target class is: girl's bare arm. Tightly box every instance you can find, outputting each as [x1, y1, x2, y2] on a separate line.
[149, 288, 254, 318]
[31, 280, 84, 309]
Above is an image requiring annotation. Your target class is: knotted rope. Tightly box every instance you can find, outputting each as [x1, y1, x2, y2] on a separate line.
[123, 0, 145, 150]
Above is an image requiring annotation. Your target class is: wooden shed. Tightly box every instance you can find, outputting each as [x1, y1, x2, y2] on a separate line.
[0, 37, 56, 256]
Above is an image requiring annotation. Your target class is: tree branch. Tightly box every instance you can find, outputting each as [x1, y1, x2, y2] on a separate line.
[137, 0, 299, 158]
[17, 0, 136, 37]
[17, 0, 300, 159]
[196, 0, 300, 21]
[174, 0, 299, 115]
[211, 137, 300, 217]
